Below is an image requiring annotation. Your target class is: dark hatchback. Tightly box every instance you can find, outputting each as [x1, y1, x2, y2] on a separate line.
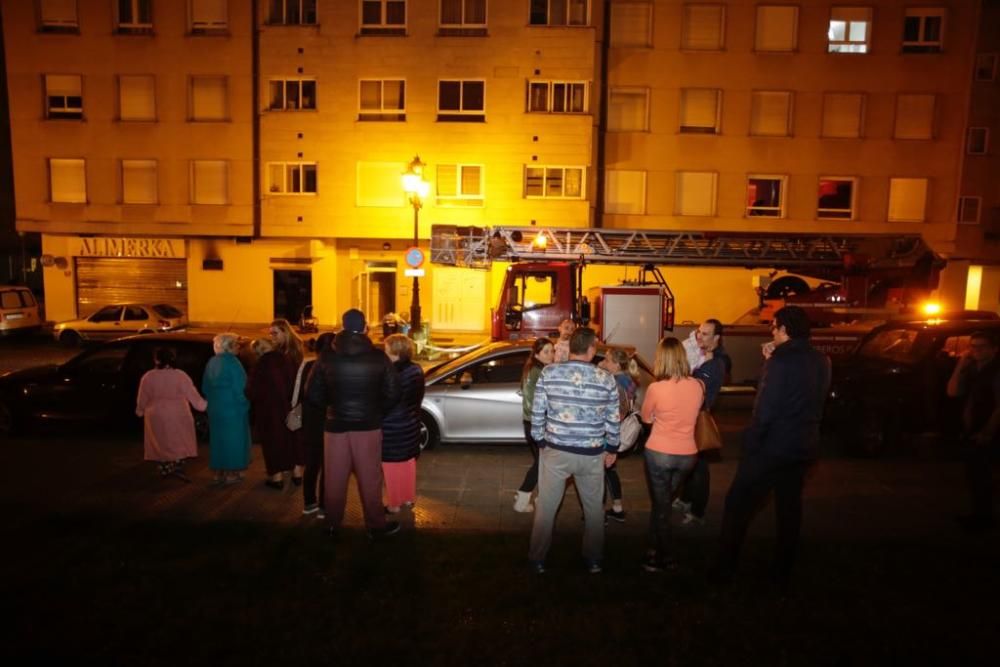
[825, 318, 1000, 456]
[0, 333, 225, 437]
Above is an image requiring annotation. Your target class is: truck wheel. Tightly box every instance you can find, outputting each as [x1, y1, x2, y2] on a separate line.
[60, 330, 81, 347]
[765, 276, 811, 300]
[419, 412, 440, 451]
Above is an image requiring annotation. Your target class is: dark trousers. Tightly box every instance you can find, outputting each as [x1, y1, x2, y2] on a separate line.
[302, 426, 324, 507]
[680, 455, 710, 517]
[714, 454, 812, 583]
[518, 421, 541, 493]
[605, 463, 622, 502]
[964, 439, 996, 521]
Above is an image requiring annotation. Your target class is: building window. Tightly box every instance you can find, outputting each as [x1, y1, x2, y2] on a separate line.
[526, 81, 588, 113]
[605, 171, 646, 214]
[190, 0, 228, 33]
[894, 94, 935, 140]
[610, 3, 652, 47]
[44, 74, 82, 120]
[438, 80, 485, 122]
[755, 5, 798, 52]
[828, 7, 871, 53]
[437, 164, 483, 206]
[682, 4, 725, 50]
[608, 88, 649, 131]
[267, 0, 317, 25]
[749, 90, 792, 137]
[975, 53, 998, 82]
[440, 0, 487, 33]
[902, 7, 944, 53]
[821, 92, 864, 138]
[967, 127, 989, 155]
[116, 0, 153, 33]
[359, 80, 405, 121]
[268, 79, 316, 110]
[817, 177, 856, 220]
[958, 197, 981, 225]
[267, 162, 317, 194]
[524, 166, 584, 199]
[529, 0, 589, 27]
[746, 175, 787, 217]
[49, 158, 86, 203]
[887, 177, 928, 222]
[357, 162, 405, 207]
[361, 0, 406, 34]
[121, 159, 158, 204]
[675, 171, 717, 216]
[190, 76, 228, 121]
[191, 160, 229, 205]
[679, 88, 720, 134]
[38, 0, 78, 32]
[118, 75, 156, 121]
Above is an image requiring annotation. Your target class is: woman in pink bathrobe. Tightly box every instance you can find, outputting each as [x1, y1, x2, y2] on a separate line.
[136, 347, 208, 481]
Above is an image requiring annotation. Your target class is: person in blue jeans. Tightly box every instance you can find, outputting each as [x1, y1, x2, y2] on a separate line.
[599, 348, 640, 523]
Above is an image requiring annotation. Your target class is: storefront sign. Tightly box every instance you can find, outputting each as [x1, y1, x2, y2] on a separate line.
[75, 237, 186, 259]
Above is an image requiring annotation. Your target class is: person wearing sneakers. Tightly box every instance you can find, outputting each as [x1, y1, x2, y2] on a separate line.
[599, 348, 640, 524]
[528, 327, 620, 574]
[300, 332, 335, 518]
[306, 309, 401, 540]
[514, 337, 555, 513]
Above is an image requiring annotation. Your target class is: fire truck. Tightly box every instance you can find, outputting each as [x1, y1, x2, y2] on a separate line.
[430, 225, 944, 382]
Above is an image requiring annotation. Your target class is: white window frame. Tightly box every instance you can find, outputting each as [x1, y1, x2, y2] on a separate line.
[190, 0, 228, 34]
[887, 177, 928, 222]
[358, 79, 406, 121]
[268, 78, 317, 111]
[44, 74, 83, 120]
[746, 174, 788, 218]
[608, 87, 650, 132]
[439, 0, 487, 29]
[189, 75, 229, 121]
[679, 88, 721, 134]
[267, 162, 318, 195]
[605, 170, 647, 215]
[526, 80, 589, 114]
[38, 0, 79, 31]
[754, 5, 799, 53]
[121, 159, 158, 205]
[827, 6, 872, 53]
[190, 160, 229, 205]
[749, 90, 792, 137]
[116, 0, 153, 33]
[360, 0, 407, 33]
[436, 164, 484, 206]
[674, 171, 718, 217]
[529, 0, 590, 27]
[49, 158, 87, 204]
[267, 0, 317, 25]
[967, 127, 989, 155]
[681, 4, 726, 51]
[816, 176, 857, 220]
[437, 79, 486, 121]
[975, 53, 998, 82]
[524, 165, 585, 199]
[958, 196, 981, 225]
[902, 7, 945, 53]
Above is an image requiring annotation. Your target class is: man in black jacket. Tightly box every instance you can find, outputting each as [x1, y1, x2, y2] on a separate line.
[712, 306, 831, 589]
[306, 309, 401, 538]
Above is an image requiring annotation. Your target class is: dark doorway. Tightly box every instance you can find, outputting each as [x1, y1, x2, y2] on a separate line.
[273, 270, 312, 323]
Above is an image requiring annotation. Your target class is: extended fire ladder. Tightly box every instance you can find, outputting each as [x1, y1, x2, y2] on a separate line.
[430, 225, 940, 280]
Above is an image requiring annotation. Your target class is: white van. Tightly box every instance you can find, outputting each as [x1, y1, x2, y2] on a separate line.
[0, 287, 42, 337]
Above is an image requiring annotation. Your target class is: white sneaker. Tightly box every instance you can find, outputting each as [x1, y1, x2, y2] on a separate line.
[513, 490, 534, 513]
[672, 498, 692, 514]
[681, 512, 705, 527]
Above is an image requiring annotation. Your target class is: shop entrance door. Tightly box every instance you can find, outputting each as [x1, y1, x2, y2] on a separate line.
[351, 262, 396, 326]
[273, 270, 312, 323]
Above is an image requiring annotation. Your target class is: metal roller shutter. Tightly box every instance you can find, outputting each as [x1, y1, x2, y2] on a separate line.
[75, 258, 188, 318]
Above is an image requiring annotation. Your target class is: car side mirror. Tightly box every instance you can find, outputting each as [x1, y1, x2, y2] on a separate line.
[460, 371, 473, 388]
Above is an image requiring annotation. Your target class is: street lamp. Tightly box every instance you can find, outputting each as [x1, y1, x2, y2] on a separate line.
[402, 155, 430, 337]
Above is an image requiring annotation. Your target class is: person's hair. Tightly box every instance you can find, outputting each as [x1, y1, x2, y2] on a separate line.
[154, 347, 176, 369]
[773, 306, 810, 339]
[314, 332, 335, 353]
[213, 333, 239, 355]
[653, 337, 691, 380]
[970, 330, 999, 347]
[605, 348, 640, 381]
[569, 327, 597, 355]
[252, 338, 274, 357]
[705, 318, 724, 342]
[270, 318, 304, 366]
[384, 333, 414, 362]
[522, 337, 554, 381]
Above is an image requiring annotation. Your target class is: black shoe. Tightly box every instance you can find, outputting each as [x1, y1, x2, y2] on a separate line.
[605, 508, 626, 523]
[368, 521, 401, 540]
[265, 479, 284, 490]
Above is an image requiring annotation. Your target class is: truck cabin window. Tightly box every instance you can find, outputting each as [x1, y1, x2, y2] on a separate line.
[519, 274, 556, 310]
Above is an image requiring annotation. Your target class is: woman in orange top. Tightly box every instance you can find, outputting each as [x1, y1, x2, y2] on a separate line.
[640, 337, 705, 572]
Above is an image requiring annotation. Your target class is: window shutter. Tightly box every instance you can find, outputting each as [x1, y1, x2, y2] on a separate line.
[888, 178, 928, 222]
[683, 4, 724, 50]
[122, 160, 157, 204]
[437, 165, 458, 196]
[675, 172, 717, 216]
[609, 89, 648, 131]
[357, 162, 405, 207]
[192, 0, 228, 28]
[461, 166, 481, 196]
[755, 6, 798, 51]
[822, 93, 864, 138]
[192, 161, 228, 205]
[605, 171, 647, 214]
[50, 159, 86, 203]
[610, 4, 652, 47]
[750, 91, 791, 136]
[894, 94, 935, 139]
[680, 89, 719, 131]
[40, 0, 77, 25]
[191, 76, 227, 120]
[45, 74, 80, 98]
[384, 81, 404, 110]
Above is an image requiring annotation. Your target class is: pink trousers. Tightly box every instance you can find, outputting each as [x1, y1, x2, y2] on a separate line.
[382, 459, 417, 507]
[323, 430, 385, 531]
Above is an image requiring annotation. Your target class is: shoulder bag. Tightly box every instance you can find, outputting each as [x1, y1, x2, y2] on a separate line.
[618, 397, 643, 453]
[285, 361, 306, 432]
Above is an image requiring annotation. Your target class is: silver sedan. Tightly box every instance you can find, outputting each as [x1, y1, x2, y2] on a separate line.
[53, 303, 188, 346]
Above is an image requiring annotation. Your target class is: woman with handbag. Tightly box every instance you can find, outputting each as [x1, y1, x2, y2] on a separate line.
[640, 337, 705, 572]
[599, 348, 640, 523]
[513, 337, 555, 512]
[247, 326, 298, 490]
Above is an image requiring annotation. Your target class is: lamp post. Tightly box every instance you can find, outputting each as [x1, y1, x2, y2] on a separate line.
[402, 155, 429, 338]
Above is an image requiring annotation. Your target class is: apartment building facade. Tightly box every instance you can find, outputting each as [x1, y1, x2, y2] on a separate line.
[3, 1, 997, 331]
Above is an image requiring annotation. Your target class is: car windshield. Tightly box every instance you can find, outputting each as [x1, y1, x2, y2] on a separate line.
[857, 328, 930, 364]
[153, 304, 183, 318]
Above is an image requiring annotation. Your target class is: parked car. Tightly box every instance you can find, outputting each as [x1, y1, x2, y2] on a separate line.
[418, 340, 654, 450]
[0, 286, 42, 337]
[52, 303, 187, 346]
[825, 318, 1000, 457]
[0, 332, 244, 438]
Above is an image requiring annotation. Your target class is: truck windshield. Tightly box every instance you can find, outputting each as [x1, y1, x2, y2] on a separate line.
[519, 273, 556, 310]
[857, 329, 929, 364]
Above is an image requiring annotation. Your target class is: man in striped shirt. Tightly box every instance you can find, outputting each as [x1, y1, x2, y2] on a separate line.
[528, 327, 621, 574]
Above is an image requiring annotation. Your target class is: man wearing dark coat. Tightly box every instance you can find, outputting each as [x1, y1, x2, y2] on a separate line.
[712, 306, 831, 589]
